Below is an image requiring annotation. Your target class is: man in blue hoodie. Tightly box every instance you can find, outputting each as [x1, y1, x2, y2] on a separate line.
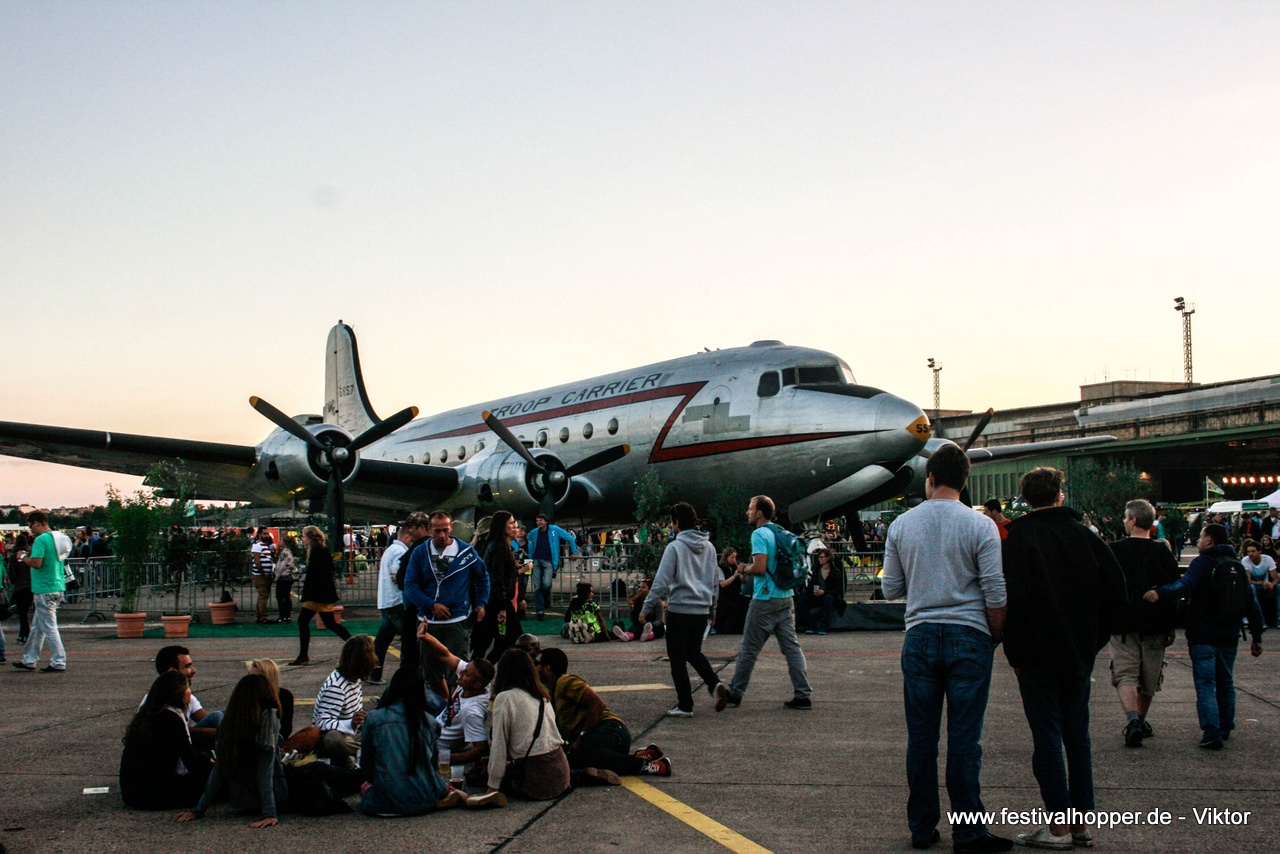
[403, 511, 489, 691]
[1144, 522, 1263, 750]
[526, 513, 578, 620]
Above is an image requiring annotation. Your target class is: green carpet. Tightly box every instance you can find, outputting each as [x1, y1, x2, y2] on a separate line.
[133, 614, 567, 640]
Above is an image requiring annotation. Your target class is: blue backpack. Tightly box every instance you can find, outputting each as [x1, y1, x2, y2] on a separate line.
[765, 523, 809, 591]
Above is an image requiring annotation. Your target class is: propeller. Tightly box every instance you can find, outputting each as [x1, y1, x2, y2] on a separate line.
[482, 409, 630, 521]
[251, 396, 419, 550]
[958, 408, 994, 507]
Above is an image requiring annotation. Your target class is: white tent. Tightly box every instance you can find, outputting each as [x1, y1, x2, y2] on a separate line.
[1206, 499, 1274, 514]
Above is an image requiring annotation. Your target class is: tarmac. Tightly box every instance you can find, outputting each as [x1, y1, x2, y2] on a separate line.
[1, 616, 1277, 853]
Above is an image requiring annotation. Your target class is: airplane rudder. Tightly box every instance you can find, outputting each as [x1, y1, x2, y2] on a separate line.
[323, 321, 380, 435]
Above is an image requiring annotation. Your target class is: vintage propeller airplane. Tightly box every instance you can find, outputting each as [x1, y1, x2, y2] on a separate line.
[0, 322, 1113, 541]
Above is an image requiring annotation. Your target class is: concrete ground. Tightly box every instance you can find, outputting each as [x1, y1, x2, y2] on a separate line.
[1, 620, 1276, 853]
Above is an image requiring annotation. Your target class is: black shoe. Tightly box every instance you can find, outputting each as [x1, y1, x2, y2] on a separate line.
[913, 829, 941, 849]
[953, 832, 1014, 853]
[16, 636, 27, 644]
[1123, 719, 1145, 747]
[1199, 737, 1224, 750]
[1139, 719, 1154, 739]
[40, 665, 66, 673]
[11, 662, 35, 671]
[783, 696, 812, 710]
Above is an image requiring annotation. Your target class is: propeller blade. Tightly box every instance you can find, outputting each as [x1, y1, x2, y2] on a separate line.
[961, 408, 994, 452]
[482, 410, 547, 474]
[565, 444, 630, 478]
[250, 396, 326, 451]
[351, 405, 420, 451]
[538, 489, 558, 524]
[326, 467, 346, 560]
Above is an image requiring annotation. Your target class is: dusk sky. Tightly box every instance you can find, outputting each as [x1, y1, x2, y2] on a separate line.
[3, 2, 1276, 507]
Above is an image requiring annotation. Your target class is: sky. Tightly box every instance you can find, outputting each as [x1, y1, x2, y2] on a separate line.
[2, 1, 1277, 507]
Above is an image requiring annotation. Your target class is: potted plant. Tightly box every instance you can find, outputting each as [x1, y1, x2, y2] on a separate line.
[150, 461, 199, 636]
[106, 486, 162, 638]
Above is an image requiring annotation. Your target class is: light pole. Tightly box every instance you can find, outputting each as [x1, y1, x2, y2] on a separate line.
[927, 357, 941, 419]
[1173, 297, 1195, 384]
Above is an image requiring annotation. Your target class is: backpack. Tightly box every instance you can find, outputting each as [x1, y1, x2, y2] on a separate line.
[1194, 556, 1252, 627]
[764, 523, 809, 591]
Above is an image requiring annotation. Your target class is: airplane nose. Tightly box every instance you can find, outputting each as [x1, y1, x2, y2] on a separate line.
[876, 395, 931, 446]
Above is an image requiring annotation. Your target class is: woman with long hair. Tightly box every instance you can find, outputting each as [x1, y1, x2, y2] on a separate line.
[312, 635, 377, 767]
[472, 511, 522, 662]
[714, 546, 750, 635]
[8, 532, 33, 643]
[360, 665, 462, 815]
[177, 673, 286, 828]
[120, 671, 212, 810]
[249, 658, 295, 739]
[289, 526, 352, 666]
[469, 648, 570, 808]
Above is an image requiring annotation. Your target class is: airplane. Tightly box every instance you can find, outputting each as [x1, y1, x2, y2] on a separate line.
[0, 322, 1115, 540]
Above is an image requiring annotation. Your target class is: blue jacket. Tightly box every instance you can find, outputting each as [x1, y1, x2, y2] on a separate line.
[359, 695, 447, 817]
[1155, 543, 1263, 647]
[403, 538, 490, 622]
[526, 524, 578, 571]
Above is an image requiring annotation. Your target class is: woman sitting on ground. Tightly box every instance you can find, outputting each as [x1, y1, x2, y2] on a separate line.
[561, 582, 609, 643]
[468, 648, 570, 808]
[312, 635, 378, 768]
[796, 546, 847, 635]
[249, 658, 294, 739]
[289, 525, 352, 667]
[360, 665, 464, 816]
[611, 578, 665, 642]
[120, 671, 213, 811]
[177, 674, 286, 829]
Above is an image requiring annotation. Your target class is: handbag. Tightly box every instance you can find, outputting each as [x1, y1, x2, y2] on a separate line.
[0, 588, 11, 621]
[505, 699, 545, 791]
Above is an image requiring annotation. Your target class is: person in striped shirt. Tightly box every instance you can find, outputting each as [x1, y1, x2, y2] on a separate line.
[312, 635, 377, 768]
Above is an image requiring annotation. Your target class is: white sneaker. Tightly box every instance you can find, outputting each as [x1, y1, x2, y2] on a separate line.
[612, 625, 631, 642]
[1015, 827, 1073, 850]
[665, 706, 693, 718]
[640, 622, 655, 642]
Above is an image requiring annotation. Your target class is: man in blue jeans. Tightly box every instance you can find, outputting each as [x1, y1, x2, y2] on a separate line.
[526, 513, 578, 620]
[881, 445, 1010, 854]
[1144, 523, 1263, 749]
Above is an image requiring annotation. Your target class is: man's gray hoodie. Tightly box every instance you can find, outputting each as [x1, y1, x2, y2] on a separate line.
[642, 529, 721, 616]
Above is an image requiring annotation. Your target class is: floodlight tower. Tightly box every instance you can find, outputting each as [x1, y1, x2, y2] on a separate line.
[927, 357, 942, 419]
[1173, 297, 1195, 384]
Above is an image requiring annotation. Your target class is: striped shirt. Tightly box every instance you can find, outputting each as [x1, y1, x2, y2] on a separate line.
[312, 670, 363, 734]
[251, 541, 276, 577]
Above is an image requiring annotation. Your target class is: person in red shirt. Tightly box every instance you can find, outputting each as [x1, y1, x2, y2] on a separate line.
[981, 499, 1011, 540]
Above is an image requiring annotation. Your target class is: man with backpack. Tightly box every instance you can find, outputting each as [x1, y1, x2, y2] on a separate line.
[1144, 522, 1264, 750]
[716, 495, 812, 713]
[1109, 499, 1183, 748]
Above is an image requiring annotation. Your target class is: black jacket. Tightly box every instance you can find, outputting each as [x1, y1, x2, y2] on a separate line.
[1002, 506, 1127, 677]
[300, 549, 340, 605]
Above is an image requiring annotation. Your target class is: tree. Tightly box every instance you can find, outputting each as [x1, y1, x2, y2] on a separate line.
[149, 460, 199, 613]
[628, 468, 670, 577]
[705, 484, 754, 558]
[1066, 458, 1148, 539]
[106, 487, 162, 614]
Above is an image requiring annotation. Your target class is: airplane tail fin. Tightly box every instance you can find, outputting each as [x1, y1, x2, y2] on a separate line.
[323, 322, 381, 436]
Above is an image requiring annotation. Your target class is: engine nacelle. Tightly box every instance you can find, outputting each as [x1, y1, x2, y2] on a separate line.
[897, 438, 961, 507]
[460, 448, 571, 519]
[253, 421, 359, 502]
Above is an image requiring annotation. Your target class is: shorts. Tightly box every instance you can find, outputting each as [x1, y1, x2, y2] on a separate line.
[1109, 633, 1168, 696]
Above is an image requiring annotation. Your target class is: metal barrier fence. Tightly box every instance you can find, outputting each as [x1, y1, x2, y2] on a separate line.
[57, 543, 886, 623]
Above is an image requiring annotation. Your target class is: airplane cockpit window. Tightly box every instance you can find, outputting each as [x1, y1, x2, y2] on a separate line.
[757, 371, 780, 397]
[607, 418, 619, 435]
[559, 427, 570, 443]
[798, 365, 842, 385]
[536, 429, 549, 447]
[838, 359, 856, 384]
[781, 368, 798, 387]
[583, 422, 594, 439]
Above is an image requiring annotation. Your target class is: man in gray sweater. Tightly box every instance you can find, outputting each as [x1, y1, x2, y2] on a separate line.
[881, 444, 1011, 854]
[640, 502, 726, 717]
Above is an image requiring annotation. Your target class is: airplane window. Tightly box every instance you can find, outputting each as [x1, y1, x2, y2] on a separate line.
[607, 418, 619, 435]
[838, 359, 856, 384]
[757, 371, 780, 397]
[474, 440, 485, 454]
[423, 452, 430, 464]
[408, 455, 414, 464]
[798, 366, 842, 384]
[781, 368, 798, 386]
[536, 429, 548, 448]
[557, 427, 569, 443]
[583, 422, 594, 439]
[458, 445, 466, 460]
[440, 448, 448, 463]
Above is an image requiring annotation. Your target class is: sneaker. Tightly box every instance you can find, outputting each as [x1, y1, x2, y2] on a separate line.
[1199, 737, 1224, 750]
[536, 612, 545, 621]
[665, 706, 693, 718]
[1014, 827, 1072, 850]
[640, 622, 655, 642]
[436, 788, 466, 809]
[715, 684, 740, 712]
[642, 757, 672, 777]
[16, 636, 27, 644]
[783, 696, 812, 710]
[1139, 719, 1154, 739]
[11, 662, 35, 671]
[576, 767, 621, 786]
[633, 743, 663, 762]
[40, 665, 66, 673]
[911, 829, 941, 849]
[816, 629, 828, 636]
[1070, 829, 1094, 848]
[956, 832, 1014, 853]
[612, 625, 632, 642]
[465, 790, 508, 809]
[803, 629, 817, 635]
[1123, 719, 1145, 747]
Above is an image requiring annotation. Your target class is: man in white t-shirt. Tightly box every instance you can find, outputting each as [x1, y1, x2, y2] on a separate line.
[419, 628, 494, 775]
[370, 521, 418, 684]
[145, 645, 222, 748]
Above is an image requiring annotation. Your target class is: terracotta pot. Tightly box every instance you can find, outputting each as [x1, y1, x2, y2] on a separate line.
[114, 612, 147, 639]
[208, 601, 237, 625]
[162, 614, 192, 638]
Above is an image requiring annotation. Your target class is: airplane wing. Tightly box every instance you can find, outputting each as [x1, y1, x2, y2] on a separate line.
[966, 435, 1118, 462]
[339, 459, 460, 516]
[0, 419, 258, 499]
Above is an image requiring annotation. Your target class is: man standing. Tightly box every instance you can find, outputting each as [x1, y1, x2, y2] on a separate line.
[395, 512, 432, 673]
[1144, 523, 1263, 749]
[370, 521, 415, 684]
[1002, 467, 1126, 850]
[403, 511, 489, 691]
[1109, 499, 1183, 747]
[881, 445, 1010, 854]
[12, 511, 68, 673]
[716, 495, 811, 712]
[526, 513, 578, 620]
[639, 501, 726, 717]
[250, 530, 276, 624]
[980, 499, 1010, 540]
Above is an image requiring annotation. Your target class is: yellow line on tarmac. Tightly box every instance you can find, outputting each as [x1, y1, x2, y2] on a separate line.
[620, 777, 771, 854]
[593, 683, 667, 693]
